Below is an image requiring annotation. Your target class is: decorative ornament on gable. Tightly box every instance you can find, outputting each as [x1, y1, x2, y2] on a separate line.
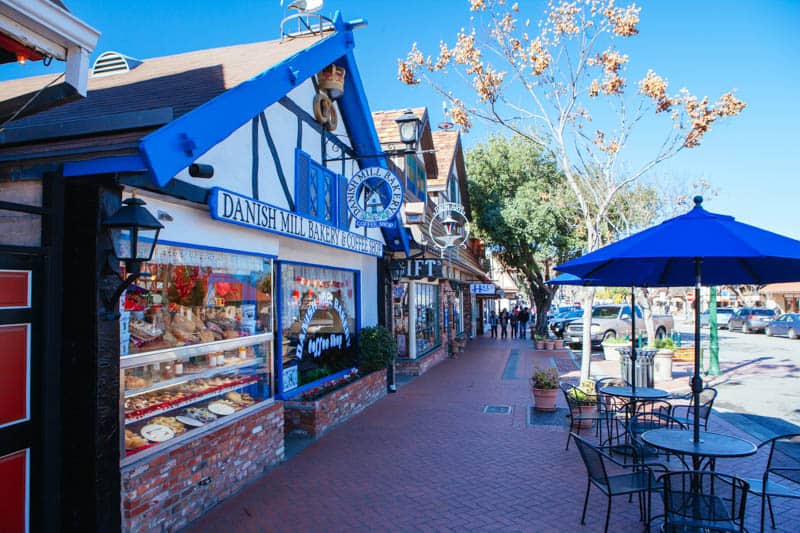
[429, 202, 470, 257]
[313, 64, 346, 132]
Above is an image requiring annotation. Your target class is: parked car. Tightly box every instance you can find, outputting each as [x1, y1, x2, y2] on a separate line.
[727, 307, 778, 333]
[699, 307, 735, 329]
[564, 304, 674, 347]
[765, 313, 800, 339]
[548, 309, 583, 338]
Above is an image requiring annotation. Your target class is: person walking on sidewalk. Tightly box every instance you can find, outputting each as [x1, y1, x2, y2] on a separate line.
[499, 309, 509, 339]
[519, 307, 530, 339]
[510, 308, 519, 339]
[489, 310, 499, 338]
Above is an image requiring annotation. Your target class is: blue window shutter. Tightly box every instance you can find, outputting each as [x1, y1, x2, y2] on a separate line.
[338, 175, 349, 229]
[295, 150, 310, 215]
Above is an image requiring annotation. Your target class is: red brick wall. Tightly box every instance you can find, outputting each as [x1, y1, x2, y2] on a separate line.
[284, 370, 387, 438]
[121, 402, 284, 532]
[395, 345, 447, 376]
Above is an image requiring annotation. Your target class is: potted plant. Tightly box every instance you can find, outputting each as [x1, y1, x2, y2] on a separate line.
[601, 336, 629, 361]
[534, 334, 545, 350]
[647, 337, 675, 382]
[570, 379, 599, 427]
[531, 367, 560, 411]
[543, 337, 555, 350]
[553, 337, 565, 350]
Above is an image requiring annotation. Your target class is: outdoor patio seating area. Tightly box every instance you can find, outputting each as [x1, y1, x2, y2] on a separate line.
[185, 338, 800, 532]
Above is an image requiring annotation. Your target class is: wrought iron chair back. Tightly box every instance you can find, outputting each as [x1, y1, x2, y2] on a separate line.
[660, 470, 749, 532]
[747, 433, 800, 532]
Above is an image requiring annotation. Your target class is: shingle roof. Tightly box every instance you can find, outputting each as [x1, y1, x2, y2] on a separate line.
[429, 130, 459, 192]
[0, 36, 319, 136]
[762, 282, 800, 294]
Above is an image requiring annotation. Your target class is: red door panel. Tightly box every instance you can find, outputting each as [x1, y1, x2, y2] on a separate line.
[0, 449, 28, 533]
[0, 270, 30, 308]
[0, 324, 29, 427]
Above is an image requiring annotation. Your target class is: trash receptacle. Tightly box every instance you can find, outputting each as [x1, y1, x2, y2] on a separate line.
[618, 348, 656, 388]
[653, 349, 673, 382]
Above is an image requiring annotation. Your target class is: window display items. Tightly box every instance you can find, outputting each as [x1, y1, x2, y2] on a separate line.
[120, 244, 274, 458]
[415, 283, 440, 354]
[280, 264, 358, 392]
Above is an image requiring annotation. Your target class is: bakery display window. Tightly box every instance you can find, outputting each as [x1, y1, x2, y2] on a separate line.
[414, 282, 440, 355]
[279, 263, 358, 394]
[120, 244, 273, 460]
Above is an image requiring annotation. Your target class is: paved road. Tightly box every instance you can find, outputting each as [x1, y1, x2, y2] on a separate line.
[680, 320, 800, 438]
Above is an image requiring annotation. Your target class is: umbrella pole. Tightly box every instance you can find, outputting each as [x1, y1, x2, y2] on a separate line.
[693, 259, 703, 443]
[630, 287, 636, 396]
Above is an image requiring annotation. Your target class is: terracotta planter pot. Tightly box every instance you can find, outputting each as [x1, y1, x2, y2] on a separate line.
[553, 339, 565, 350]
[544, 340, 555, 350]
[532, 388, 558, 411]
[534, 340, 544, 349]
[572, 405, 596, 428]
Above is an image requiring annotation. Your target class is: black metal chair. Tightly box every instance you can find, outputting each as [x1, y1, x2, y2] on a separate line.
[560, 382, 604, 450]
[671, 387, 718, 431]
[595, 377, 630, 447]
[659, 470, 749, 532]
[745, 433, 800, 532]
[627, 412, 688, 468]
[572, 433, 663, 533]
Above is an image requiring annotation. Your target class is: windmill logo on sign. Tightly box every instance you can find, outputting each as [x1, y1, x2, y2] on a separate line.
[429, 202, 470, 256]
[346, 167, 403, 228]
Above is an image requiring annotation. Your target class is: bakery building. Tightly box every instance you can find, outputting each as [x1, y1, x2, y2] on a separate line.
[0, 13, 407, 532]
[372, 108, 489, 376]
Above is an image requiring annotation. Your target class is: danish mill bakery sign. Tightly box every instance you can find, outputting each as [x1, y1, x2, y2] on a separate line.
[209, 188, 383, 257]
[346, 167, 403, 228]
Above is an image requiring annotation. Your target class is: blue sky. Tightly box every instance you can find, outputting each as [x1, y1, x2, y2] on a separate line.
[4, 0, 799, 238]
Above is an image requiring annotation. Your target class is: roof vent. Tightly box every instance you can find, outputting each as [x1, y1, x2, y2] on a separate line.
[91, 51, 142, 78]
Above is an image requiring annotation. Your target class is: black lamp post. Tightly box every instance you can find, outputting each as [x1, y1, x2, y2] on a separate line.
[389, 260, 406, 284]
[395, 109, 421, 153]
[102, 195, 163, 318]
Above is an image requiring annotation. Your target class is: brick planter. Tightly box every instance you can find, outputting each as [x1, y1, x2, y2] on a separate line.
[396, 345, 447, 376]
[284, 370, 387, 438]
[121, 401, 284, 532]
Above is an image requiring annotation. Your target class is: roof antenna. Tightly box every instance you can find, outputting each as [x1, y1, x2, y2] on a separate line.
[280, 0, 331, 40]
[438, 100, 454, 131]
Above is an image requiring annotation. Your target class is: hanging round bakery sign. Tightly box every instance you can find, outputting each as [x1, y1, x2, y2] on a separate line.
[429, 202, 470, 255]
[346, 167, 403, 228]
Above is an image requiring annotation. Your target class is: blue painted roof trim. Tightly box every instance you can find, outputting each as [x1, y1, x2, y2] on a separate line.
[138, 29, 350, 187]
[335, 48, 410, 256]
[63, 154, 149, 176]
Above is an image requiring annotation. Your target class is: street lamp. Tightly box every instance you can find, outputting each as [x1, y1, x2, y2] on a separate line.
[102, 194, 163, 318]
[395, 109, 421, 153]
[389, 260, 406, 284]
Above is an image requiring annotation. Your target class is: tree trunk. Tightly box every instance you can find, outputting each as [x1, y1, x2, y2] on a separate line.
[580, 287, 595, 381]
[531, 282, 555, 337]
[639, 288, 656, 343]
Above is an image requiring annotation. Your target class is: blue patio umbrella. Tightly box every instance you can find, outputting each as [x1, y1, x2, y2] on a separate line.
[556, 196, 800, 442]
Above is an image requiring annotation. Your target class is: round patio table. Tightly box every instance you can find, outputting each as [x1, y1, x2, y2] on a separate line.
[599, 386, 669, 400]
[640, 428, 757, 471]
[599, 386, 670, 448]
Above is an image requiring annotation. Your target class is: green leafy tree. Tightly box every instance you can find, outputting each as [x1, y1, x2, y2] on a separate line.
[399, 0, 745, 380]
[467, 135, 581, 333]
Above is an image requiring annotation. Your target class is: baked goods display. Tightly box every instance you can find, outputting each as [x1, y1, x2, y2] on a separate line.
[125, 429, 149, 450]
[124, 374, 259, 421]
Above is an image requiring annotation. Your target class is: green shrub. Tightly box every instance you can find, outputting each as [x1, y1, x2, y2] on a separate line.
[357, 325, 397, 373]
[531, 367, 560, 389]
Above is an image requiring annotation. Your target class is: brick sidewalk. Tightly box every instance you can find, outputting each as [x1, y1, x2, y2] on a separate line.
[184, 337, 797, 532]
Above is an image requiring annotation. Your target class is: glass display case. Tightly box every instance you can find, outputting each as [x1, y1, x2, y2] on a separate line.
[414, 282, 440, 355]
[119, 244, 274, 460]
